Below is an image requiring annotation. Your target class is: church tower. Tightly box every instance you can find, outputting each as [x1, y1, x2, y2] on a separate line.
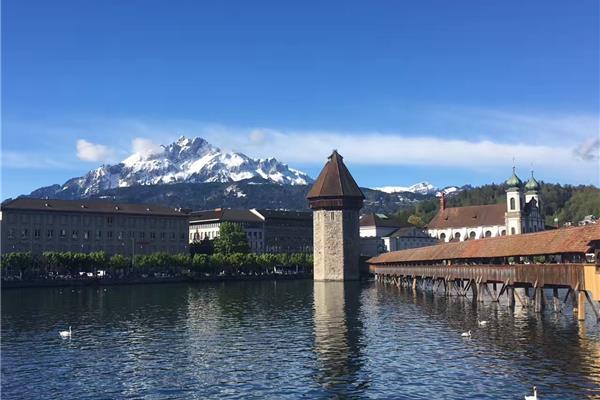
[524, 171, 540, 205]
[307, 151, 364, 281]
[505, 167, 523, 235]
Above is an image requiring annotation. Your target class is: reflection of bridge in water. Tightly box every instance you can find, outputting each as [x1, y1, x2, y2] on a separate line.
[369, 224, 600, 323]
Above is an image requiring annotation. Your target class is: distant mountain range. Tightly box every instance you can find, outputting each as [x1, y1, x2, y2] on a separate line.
[17, 136, 469, 213]
[375, 182, 462, 196]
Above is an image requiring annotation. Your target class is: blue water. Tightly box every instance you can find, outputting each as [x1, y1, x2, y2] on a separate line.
[2, 281, 599, 399]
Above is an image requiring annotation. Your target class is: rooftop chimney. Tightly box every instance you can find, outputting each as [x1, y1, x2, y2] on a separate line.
[440, 192, 446, 211]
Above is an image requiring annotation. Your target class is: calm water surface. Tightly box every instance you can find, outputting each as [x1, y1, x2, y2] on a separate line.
[2, 281, 600, 399]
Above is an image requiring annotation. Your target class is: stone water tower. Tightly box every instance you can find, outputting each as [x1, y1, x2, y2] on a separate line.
[307, 151, 365, 281]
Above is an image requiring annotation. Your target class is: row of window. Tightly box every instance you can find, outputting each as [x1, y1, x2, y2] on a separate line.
[6, 213, 185, 228]
[7, 229, 185, 241]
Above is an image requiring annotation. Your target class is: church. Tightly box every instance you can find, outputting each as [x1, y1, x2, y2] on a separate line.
[427, 168, 545, 242]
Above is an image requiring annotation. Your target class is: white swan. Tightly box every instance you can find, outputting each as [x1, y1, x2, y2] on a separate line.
[59, 326, 72, 338]
[461, 330, 472, 338]
[524, 386, 537, 400]
[478, 320, 488, 327]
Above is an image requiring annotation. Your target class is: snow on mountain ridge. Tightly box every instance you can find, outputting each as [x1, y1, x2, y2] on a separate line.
[42, 136, 312, 198]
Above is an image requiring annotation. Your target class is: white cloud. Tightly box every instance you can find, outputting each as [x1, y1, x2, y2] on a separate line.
[131, 137, 162, 157]
[76, 139, 116, 162]
[573, 137, 599, 161]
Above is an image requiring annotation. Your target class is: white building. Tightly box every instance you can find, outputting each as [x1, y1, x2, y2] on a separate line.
[427, 168, 545, 242]
[359, 213, 437, 256]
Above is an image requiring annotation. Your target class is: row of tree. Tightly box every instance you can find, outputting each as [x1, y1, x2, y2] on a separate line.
[1, 251, 313, 280]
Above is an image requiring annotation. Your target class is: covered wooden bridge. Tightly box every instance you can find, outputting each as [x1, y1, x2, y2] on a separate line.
[368, 224, 600, 322]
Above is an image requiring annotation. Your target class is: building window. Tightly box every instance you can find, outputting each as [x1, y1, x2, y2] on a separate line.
[161, 232, 166, 240]
[72, 230, 78, 239]
[8, 229, 14, 239]
[47, 229, 54, 239]
[170, 232, 175, 240]
[139, 232, 145, 239]
[484, 230, 492, 238]
[34, 229, 41, 239]
[107, 216, 113, 224]
[107, 231, 113, 240]
[129, 231, 135, 238]
[469, 231, 476, 239]
[84, 231, 89, 240]
[118, 231, 123, 240]
[510, 197, 515, 211]
[511, 227, 516, 235]
[60, 229, 66, 238]
[150, 232, 156, 239]
[500, 230, 506, 236]
[21, 229, 29, 239]
[96, 230, 102, 240]
[454, 232, 461, 240]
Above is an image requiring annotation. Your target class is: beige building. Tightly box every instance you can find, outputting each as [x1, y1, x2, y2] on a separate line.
[188, 208, 312, 254]
[0, 198, 190, 256]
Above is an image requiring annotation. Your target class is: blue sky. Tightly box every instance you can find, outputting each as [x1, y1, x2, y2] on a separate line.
[2, 0, 599, 199]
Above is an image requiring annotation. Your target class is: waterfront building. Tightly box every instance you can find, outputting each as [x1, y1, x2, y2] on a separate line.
[359, 213, 406, 238]
[307, 150, 364, 281]
[0, 198, 190, 255]
[359, 213, 437, 256]
[188, 208, 312, 253]
[427, 168, 545, 242]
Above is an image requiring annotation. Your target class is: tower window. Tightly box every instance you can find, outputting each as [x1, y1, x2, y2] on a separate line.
[510, 197, 516, 210]
[511, 227, 516, 235]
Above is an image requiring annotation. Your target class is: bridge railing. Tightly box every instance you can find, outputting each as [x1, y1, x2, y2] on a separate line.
[369, 263, 587, 289]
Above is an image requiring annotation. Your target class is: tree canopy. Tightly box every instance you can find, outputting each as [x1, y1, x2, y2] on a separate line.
[213, 222, 250, 255]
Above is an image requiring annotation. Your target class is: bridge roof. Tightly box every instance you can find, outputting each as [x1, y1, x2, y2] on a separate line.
[368, 224, 600, 264]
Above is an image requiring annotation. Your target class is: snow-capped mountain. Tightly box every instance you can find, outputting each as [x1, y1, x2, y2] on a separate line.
[375, 182, 437, 195]
[375, 182, 462, 196]
[30, 136, 313, 198]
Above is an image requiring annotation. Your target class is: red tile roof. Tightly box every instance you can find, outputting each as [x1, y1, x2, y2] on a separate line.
[427, 203, 506, 229]
[368, 224, 600, 264]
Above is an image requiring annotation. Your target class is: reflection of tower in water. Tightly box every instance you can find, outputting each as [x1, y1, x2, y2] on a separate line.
[313, 281, 367, 396]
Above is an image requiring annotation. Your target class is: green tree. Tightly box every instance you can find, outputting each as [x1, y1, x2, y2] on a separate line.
[109, 254, 130, 271]
[213, 222, 250, 255]
[407, 214, 424, 228]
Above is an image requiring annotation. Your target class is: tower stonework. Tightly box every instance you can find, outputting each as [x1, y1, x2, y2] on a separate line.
[307, 151, 364, 281]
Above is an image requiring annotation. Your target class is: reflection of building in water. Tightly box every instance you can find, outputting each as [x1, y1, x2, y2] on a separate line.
[313, 281, 365, 396]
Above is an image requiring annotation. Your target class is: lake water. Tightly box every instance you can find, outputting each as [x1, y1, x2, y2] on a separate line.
[2, 280, 600, 399]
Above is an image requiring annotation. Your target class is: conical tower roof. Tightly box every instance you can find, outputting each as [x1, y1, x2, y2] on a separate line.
[307, 150, 364, 210]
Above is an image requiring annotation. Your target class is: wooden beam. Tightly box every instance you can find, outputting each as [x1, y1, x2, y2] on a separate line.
[584, 291, 600, 322]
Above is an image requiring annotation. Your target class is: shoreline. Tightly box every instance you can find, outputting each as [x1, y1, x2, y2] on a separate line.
[1, 273, 313, 290]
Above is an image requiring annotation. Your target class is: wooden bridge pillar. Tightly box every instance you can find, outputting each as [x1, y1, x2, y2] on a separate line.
[534, 286, 544, 313]
[577, 291, 586, 321]
[552, 288, 561, 313]
[412, 277, 417, 292]
[507, 286, 515, 309]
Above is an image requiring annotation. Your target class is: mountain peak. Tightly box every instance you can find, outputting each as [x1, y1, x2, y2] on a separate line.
[29, 136, 313, 199]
